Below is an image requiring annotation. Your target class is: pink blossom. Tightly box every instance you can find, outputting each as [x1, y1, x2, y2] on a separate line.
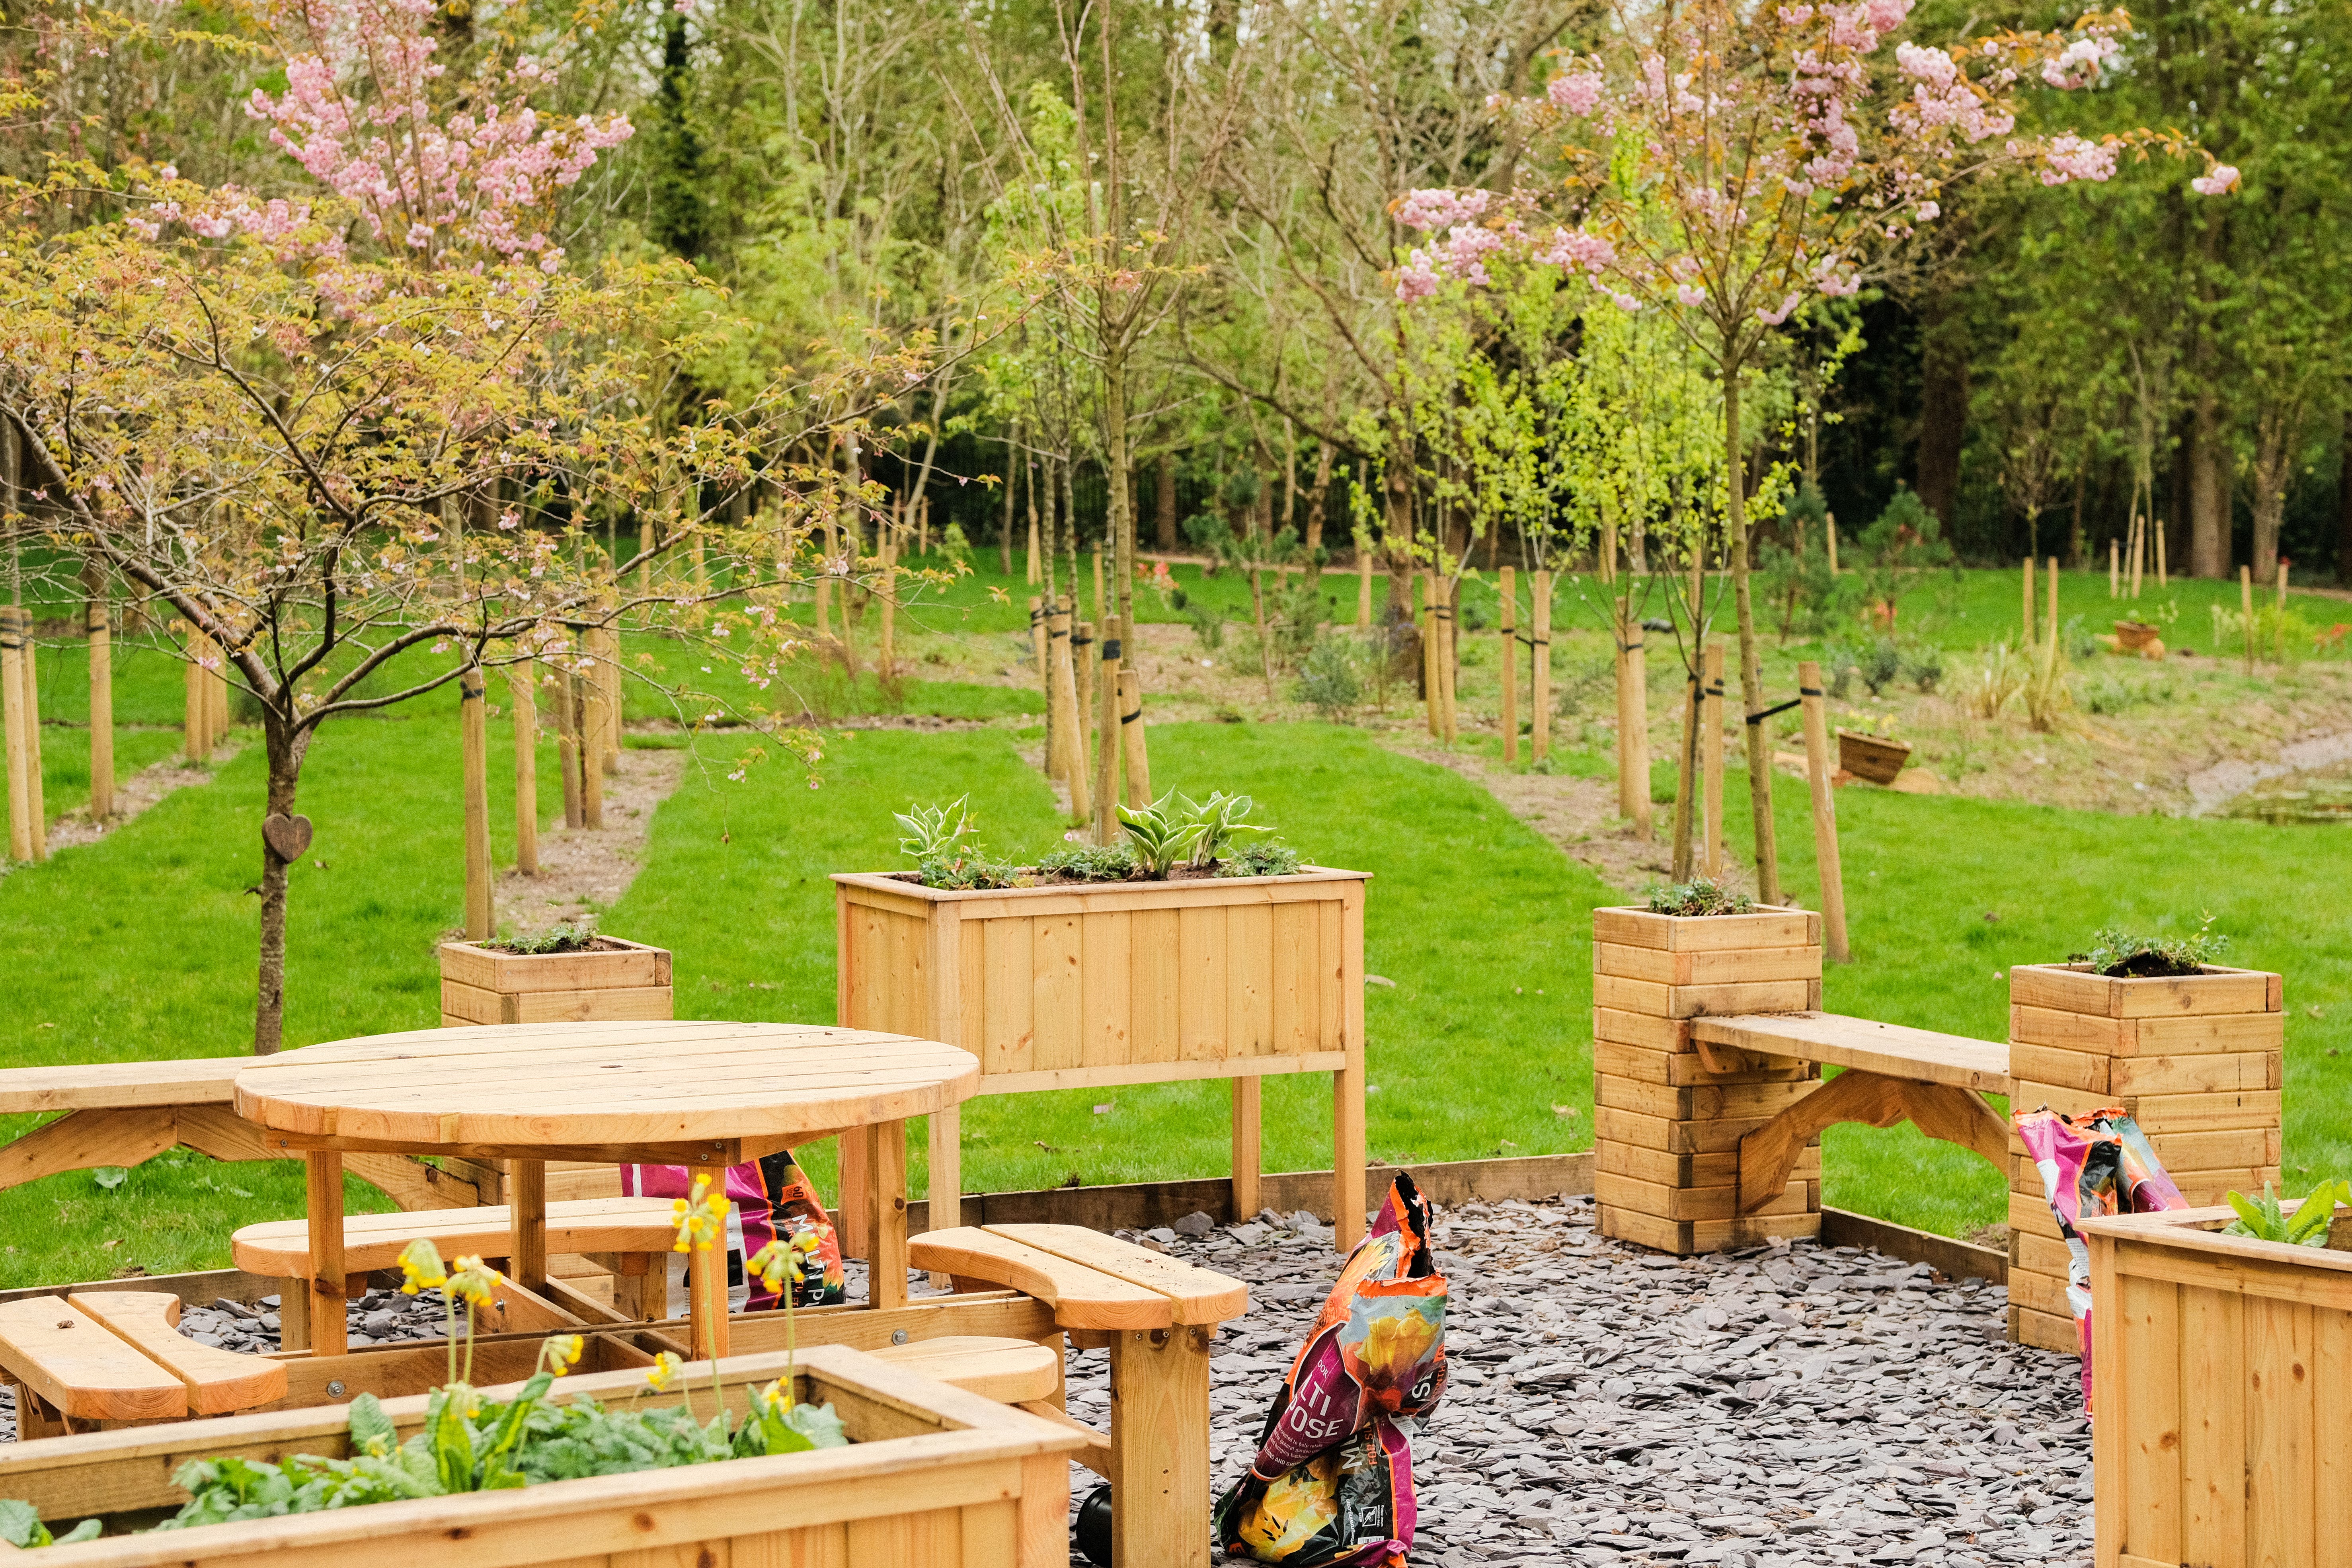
[2040, 132, 2118, 185]
[1675, 282, 1707, 306]
[2040, 36, 2117, 90]
[1896, 42, 1958, 87]
[1395, 252, 1441, 301]
[1537, 226, 1617, 274]
[1547, 68, 1604, 115]
[1755, 293, 1802, 325]
[2190, 164, 2240, 195]
[1915, 200, 1940, 220]
[1394, 187, 1490, 233]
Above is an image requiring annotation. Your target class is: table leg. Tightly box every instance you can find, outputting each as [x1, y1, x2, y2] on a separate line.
[1108, 1325, 1212, 1568]
[1231, 1078, 1262, 1222]
[863, 1120, 908, 1311]
[838, 1128, 872, 1259]
[305, 1151, 347, 1357]
[925, 1105, 960, 1288]
[687, 1160, 730, 1363]
[507, 1159, 547, 1289]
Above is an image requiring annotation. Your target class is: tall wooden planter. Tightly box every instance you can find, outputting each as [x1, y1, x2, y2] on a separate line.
[1592, 905, 1825, 1255]
[0, 1345, 1083, 1566]
[437, 936, 673, 1026]
[2005, 960, 2283, 1353]
[833, 868, 1369, 1250]
[2077, 1202, 2348, 1568]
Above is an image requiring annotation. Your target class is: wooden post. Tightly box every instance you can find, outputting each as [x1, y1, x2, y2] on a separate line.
[2279, 558, 2289, 608]
[2155, 524, 2167, 588]
[863, 1120, 910, 1312]
[2242, 564, 2255, 674]
[183, 634, 209, 764]
[1093, 548, 1106, 627]
[208, 636, 228, 748]
[637, 515, 653, 601]
[1356, 552, 1372, 632]
[1335, 880, 1367, 1254]
[1824, 513, 1840, 576]
[1231, 1078, 1261, 1221]
[1421, 575, 1440, 737]
[580, 661, 606, 831]
[1093, 632, 1121, 845]
[1118, 670, 1152, 806]
[2046, 556, 2059, 653]
[1703, 642, 1725, 880]
[1050, 602, 1091, 822]
[1437, 578, 1459, 743]
[460, 668, 493, 940]
[1617, 611, 1650, 840]
[1499, 566, 1519, 764]
[1797, 660, 1850, 964]
[2128, 517, 2142, 600]
[1074, 619, 1096, 768]
[304, 1151, 348, 1357]
[1, 606, 30, 861]
[1530, 570, 1552, 761]
[599, 618, 622, 776]
[2108, 537, 2119, 599]
[878, 528, 897, 681]
[14, 615, 39, 860]
[508, 1159, 546, 1289]
[2022, 556, 2035, 646]
[686, 1161, 731, 1361]
[86, 596, 112, 821]
[556, 670, 583, 831]
[1025, 517, 1040, 587]
[509, 663, 538, 877]
[1107, 1318, 1215, 1568]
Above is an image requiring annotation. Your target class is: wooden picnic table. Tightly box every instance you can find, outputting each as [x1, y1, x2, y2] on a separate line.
[231, 1020, 980, 1359]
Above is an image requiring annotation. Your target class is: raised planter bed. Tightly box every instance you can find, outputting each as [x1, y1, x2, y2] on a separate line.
[1834, 730, 1911, 784]
[437, 935, 672, 1027]
[0, 1345, 1084, 1565]
[1591, 904, 1825, 1256]
[833, 866, 1369, 1249]
[2005, 959, 2283, 1353]
[2076, 1201, 2347, 1568]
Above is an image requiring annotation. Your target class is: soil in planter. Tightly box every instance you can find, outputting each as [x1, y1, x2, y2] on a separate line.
[478, 933, 637, 956]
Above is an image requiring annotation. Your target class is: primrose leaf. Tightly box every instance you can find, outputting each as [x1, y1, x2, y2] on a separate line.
[347, 1392, 397, 1458]
[55, 1519, 104, 1544]
[0, 1500, 51, 1549]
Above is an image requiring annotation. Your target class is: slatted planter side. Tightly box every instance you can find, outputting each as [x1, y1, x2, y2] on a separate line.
[2004, 961, 2284, 1354]
[0, 1346, 1084, 1568]
[437, 937, 673, 1027]
[2078, 1205, 2351, 1568]
[1592, 906, 1825, 1256]
[834, 869, 1369, 1250]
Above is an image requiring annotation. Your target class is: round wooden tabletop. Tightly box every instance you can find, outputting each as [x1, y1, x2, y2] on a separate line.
[232, 1020, 980, 1151]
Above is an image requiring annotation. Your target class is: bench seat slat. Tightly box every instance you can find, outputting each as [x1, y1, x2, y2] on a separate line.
[867, 1336, 1060, 1404]
[985, 1225, 1248, 1326]
[230, 1197, 677, 1276]
[1690, 1013, 2009, 1094]
[908, 1229, 1171, 1331]
[67, 1293, 287, 1416]
[0, 1299, 183, 1422]
[0, 1060, 245, 1116]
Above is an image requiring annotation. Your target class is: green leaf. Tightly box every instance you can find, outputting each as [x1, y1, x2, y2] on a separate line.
[92, 1167, 128, 1191]
[347, 1392, 397, 1458]
[2225, 1188, 2268, 1234]
[0, 1500, 52, 1549]
[784, 1401, 849, 1449]
[53, 1519, 103, 1545]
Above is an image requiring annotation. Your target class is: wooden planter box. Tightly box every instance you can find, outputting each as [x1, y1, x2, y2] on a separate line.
[2005, 960, 2284, 1353]
[2077, 1202, 2348, 1568]
[1835, 730, 1911, 784]
[2113, 619, 2160, 653]
[833, 867, 1369, 1250]
[438, 936, 673, 1027]
[1592, 905, 1825, 1256]
[0, 1344, 1084, 1566]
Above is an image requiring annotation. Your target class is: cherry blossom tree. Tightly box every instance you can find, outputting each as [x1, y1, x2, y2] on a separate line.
[1394, 0, 2231, 902]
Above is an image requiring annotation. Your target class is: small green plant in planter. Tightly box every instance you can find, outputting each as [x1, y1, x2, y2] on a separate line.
[2221, 1179, 2350, 1247]
[1644, 877, 1755, 917]
[893, 791, 1305, 887]
[1115, 792, 1209, 876]
[490, 925, 600, 955]
[2073, 915, 2227, 978]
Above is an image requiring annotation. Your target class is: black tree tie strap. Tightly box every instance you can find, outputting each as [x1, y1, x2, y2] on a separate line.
[1746, 697, 1803, 726]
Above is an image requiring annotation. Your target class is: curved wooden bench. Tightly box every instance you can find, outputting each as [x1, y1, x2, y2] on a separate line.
[0, 1292, 286, 1432]
[230, 1196, 676, 1277]
[868, 1335, 1059, 1404]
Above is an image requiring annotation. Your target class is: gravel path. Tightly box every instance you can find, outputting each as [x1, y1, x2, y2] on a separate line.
[1069, 1195, 2092, 1567]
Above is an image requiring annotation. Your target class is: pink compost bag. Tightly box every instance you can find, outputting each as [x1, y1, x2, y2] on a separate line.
[619, 1149, 845, 1314]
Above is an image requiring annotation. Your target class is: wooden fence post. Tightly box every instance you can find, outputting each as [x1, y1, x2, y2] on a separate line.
[2241, 565, 2255, 674]
[556, 668, 584, 831]
[1438, 578, 1459, 743]
[1118, 669, 1151, 806]
[460, 667, 493, 940]
[1499, 566, 1519, 765]
[510, 662, 538, 878]
[1703, 642, 1726, 881]
[1797, 660, 1849, 964]
[2278, 559, 2289, 608]
[87, 594, 113, 821]
[599, 614, 622, 776]
[1093, 632, 1121, 845]
[1617, 605, 1650, 840]
[878, 528, 897, 683]
[1049, 599, 1091, 822]
[1420, 574, 1440, 738]
[208, 634, 227, 749]
[1074, 619, 1096, 767]
[580, 660, 606, 831]
[1356, 552, 1372, 632]
[17, 614, 43, 859]
[1, 606, 30, 861]
[2046, 557, 2059, 652]
[2155, 524, 2167, 588]
[1824, 513, 1840, 576]
[183, 631, 209, 764]
[1530, 570, 1552, 761]
[2021, 556, 2035, 647]
[2109, 538, 2119, 599]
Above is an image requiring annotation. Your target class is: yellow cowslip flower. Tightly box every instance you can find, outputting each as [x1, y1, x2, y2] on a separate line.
[539, 1333, 586, 1376]
[669, 1177, 730, 1254]
[397, 1237, 448, 1295]
[747, 1237, 805, 1293]
[645, 1350, 683, 1392]
[447, 1254, 503, 1309]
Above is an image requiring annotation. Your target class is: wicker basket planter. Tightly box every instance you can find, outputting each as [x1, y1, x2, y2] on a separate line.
[2076, 1202, 2348, 1568]
[1591, 905, 1825, 1256]
[2005, 960, 2283, 1353]
[437, 935, 673, 1027]
[1834, 730, 1911, 784]
[0, 1345, 1083, 1566]
[833, 866, 1369, 1249]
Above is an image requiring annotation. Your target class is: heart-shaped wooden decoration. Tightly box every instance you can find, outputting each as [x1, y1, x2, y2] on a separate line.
[262, 813, 314, 862]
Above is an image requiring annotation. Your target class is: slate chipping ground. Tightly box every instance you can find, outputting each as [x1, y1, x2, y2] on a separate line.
[0, 1196, 2097, 1568]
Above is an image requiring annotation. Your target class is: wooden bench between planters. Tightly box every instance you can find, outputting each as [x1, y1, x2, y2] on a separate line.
[0, 1292, 287, 1436]
[912, 1222, 1249, 1568]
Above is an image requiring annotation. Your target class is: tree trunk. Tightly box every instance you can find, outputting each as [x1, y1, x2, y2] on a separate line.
[1156, 453, 1177, 552]
[1306, 441, 1333, 554]
[1106, 341, 1135, 655]
[1724, 368, 1779, 904]
[2251, 403, 2290, 583]
[253, 715, 308, 1055]
[2339, 408, 2352, 588]
[1000, 432, 1018, 576]
[2190, 368, 2227, 578]
[1915, 308, 1968, 527]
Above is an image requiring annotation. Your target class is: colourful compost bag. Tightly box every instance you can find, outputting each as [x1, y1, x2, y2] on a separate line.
[1214, 1172, 1447, 1566]
[2014, 1105, 2186, 1410]
[620, 1150, 846, 1314]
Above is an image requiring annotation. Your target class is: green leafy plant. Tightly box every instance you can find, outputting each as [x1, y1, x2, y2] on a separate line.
[1219, 841, 1303, 878]
[1169, 585, 1224, 651]
[1182, 791, 1272, 868]
[1644, 877, 1755, 917]
[2221, 1180, 2349, 1247]
[894, 796, 981, 863]
[1037, 843, 1141, 881]
[0, 1501, 101, 1548]
[1295, 636, 1365, 720]
[1959, 643, 2027, 720]
[2073, 915, 2228, 977]
[490, 926, 599, 956]
[1114, 792, 1209, 877]
[915, 857, 1024, 891]
[2022, 638, 2074, 732]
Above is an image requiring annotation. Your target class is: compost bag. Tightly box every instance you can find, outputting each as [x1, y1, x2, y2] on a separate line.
[1213, 1171, 1449, 1568]
[620, 1151, 846, 1314]
[2013, 1105, 2184, 1410]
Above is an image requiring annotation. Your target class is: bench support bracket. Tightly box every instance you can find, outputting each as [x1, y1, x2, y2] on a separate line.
[1738, 1070, 2008, 1216]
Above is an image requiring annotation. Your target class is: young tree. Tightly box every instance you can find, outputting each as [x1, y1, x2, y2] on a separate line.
[1397, 0, 2229, 899]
